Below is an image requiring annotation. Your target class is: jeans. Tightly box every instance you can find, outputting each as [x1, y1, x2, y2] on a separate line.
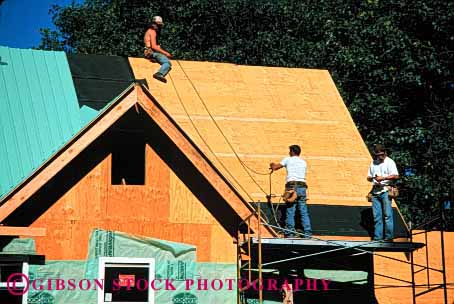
[372, 191, 394, 240]
[285, 186, 312, 237]
[152, 52, 172, 77]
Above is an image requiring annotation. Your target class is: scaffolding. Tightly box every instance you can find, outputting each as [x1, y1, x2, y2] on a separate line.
[236, 201, 450, 304]
[409, 202, 450, 304]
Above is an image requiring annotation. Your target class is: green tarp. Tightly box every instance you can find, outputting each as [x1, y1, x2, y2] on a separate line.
[2, 231, 370, 304]
[24, 229, 237, 304]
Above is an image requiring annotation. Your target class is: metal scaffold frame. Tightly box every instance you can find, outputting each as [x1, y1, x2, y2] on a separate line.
[236, 201, 450, 304]
[409, 202, 449, 304]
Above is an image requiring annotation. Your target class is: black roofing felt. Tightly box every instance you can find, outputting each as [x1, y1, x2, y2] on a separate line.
[67, 54, 138, 110]
[252, 203, 409, 238]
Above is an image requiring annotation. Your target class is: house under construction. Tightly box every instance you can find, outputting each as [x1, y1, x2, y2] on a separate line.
[0, 46, 452, 304]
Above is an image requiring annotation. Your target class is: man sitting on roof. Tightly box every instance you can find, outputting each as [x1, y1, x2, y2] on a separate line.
[270, 145, 312, 238]
[144, 16, 172, 83]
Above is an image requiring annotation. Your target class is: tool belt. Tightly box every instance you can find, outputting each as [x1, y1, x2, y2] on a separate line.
[144, 47, 152, 58]
[283, 190, 297, 203]
[285, 181, 307, 188]
[387, 185, 399, 199]
[283, 181, 307, 203]
[144, 47, 157, 62]
[366, 185, 399, 202]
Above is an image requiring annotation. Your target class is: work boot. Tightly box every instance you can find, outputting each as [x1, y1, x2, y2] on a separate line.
[153, 73, 167, 83]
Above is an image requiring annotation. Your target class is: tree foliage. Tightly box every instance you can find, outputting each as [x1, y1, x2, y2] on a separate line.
[39, 0, 454, 226]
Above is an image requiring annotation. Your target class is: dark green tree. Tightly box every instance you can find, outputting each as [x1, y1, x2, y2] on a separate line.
[39, 0, 454, 226]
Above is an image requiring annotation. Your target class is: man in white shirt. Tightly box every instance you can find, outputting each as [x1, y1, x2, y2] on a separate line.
[367, 144, 399, 240]
[270, 145, 312, 238]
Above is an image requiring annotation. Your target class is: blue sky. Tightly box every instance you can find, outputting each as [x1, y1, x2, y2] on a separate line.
[0, 0, 81, 48]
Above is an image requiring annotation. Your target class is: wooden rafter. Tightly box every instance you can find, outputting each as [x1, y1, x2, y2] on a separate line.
[0, 226, 46, 236]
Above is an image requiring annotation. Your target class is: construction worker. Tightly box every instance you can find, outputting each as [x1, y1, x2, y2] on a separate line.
[144, 16, 172, 83]
[270, 145, 312, 238]
[367, 144, 399, 240]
